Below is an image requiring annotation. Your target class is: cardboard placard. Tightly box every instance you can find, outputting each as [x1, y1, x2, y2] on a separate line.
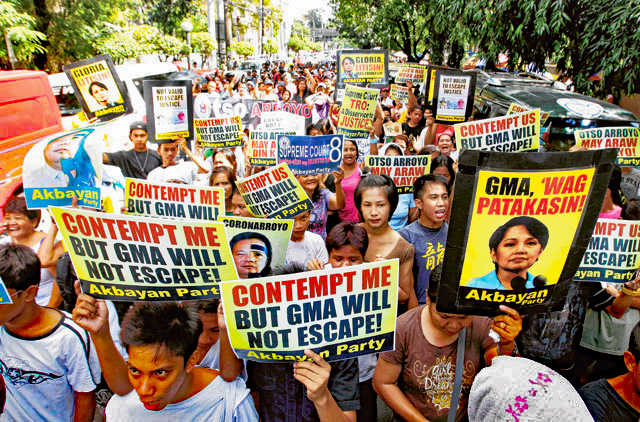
[143, 80, 194, 142]
[50, 207, 239, 300]
[395, 63, 428, 85]
[62, 54, 132, 120]
[454, 110, 541, 152]
[337, 49, 389, 87]
[257, 111, 305, 134]
[235, 163, 313, 219]
[220, 260, 398, 362]
[507, 103, 550, 126]
[277, 134, 344, 176]
[218, 216, 293, 277]
[365, 155, 431, 193]
[389, 84, 409, 103]
[431, 70, 476, 124]
[437, 149, 616, 315]
[194, 116, 243, 148]
[0, 277, 12, 304]
[574, 127, 640, 167]
[248, 131, 296, 166]
[22, 126, 105, 209]
[337, 85, 379, 139]
[207, 98, 312, 131]
[575, 219, 640, 282]
[125, 178, 225, 221]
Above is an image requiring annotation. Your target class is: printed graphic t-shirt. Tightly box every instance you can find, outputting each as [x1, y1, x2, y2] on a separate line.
[381, 306, 494, 422]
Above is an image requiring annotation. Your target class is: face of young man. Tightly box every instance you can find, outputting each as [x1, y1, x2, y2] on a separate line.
[197, 310, 220, 352]
[130, 130, 149, 150]
[416, 182, 448, 228]
[127, 344, 193, 411]
[158, 143, 179, 167]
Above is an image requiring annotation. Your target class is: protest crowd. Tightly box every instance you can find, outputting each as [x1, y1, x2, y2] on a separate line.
[4, 52, 640, 422]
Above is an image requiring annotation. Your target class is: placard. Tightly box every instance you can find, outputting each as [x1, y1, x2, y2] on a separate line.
[432, 70, 476, 124]
[575, 219, 640, 282]
[50, 207, 239, 300]
[277, 134, 344, 176]
[389, 84, 409, 103]
[248, 131, 296, 166]
[220, 260, 398, 362]
[22, 126, 105, 209]
[208, 98, 312, 130]
[366, 155, 431, 193]
[0, 277, 11, 304]
[337, 49, 389, 87]
[235, 163, 313, 219]
[507, 103, 550, 126]
[194, 116, 243, 148]
[63, 54, 132, 120]
[424, 64, 449, 107]
[574, 126, 640, 167]
[395, 63, 428, 85]
[218, 216, 293, 276]
[437, 149, 616, 315]
[125, 178, 225, 221]
[383, 121, 402, 137]
[337, 85, 379, 139]
[143, 80, 194, 142]
[256, 111, 305, 134]
[454, 110, 540, 152]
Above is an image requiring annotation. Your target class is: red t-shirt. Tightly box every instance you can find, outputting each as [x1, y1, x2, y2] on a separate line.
[381, 306, 495, 421]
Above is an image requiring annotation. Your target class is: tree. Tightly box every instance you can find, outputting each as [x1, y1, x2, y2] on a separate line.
[291, 20, 310, 37]
[143, 0, 199, 36]
[191, 32, 216, 64]
[0, 0, 46, 68]
[156, 34, 186, 61]
[462, 0, 640, 96]
[96, 31, 140, 63]
[330, 0, 468, 64]
[131, 24, 161, 54]
[230, 40, 254, 58]
[264, 38, 278, 56]
[306, 8, 323, 29]
[287, 34, 307, 53]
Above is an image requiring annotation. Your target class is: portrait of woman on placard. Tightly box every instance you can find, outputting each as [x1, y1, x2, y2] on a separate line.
[467, 216, 549, 291]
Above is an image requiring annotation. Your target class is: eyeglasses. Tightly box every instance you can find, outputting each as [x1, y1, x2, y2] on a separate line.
[8, 290, 23, 299]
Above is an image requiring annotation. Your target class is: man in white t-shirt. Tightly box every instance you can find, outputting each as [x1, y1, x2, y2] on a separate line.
[0, 244, 100, 421]
[72, 289, 258, 421]
[147, 138, 211, 184]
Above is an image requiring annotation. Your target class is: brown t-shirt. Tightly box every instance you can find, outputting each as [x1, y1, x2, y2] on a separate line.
[381, 306, 495, 422]
[365, 235, 414, 265]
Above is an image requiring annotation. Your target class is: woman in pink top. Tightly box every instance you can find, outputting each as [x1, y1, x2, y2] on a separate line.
[338, 139, 361, 223]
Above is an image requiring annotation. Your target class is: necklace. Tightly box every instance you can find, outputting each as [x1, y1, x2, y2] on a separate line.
[133, 149, 150, 174]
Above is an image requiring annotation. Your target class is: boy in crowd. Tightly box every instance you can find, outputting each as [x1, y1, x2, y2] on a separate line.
[580, 323, 640, 421]
[399, 174, 449, 304]
[147, 138, 210, 184]
[103, 121, 162, 179]
[0, 244, 100, 421]
[72, 284, 257, 420]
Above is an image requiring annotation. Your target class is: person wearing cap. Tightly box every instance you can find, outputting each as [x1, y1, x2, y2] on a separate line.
[305, 82, 332, 123]
[380, 87, 394, 108]
[147, 138, 211, 184]
[276, 81, 286, 100]
[259, 79, 279, 101]
[233, 82, 253, 99]
[103, 121, 162, 179]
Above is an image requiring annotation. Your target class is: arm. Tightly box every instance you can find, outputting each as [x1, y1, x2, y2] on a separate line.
[38, 223, 65, 269]
[71, 281, 133, 396]
[73, 390, 96, 422]
[397, 253, 414, 304]
[423, 112, 437, 146]
[294, 350, 355, 422]
[305, 69, 317, 93]
[373, 358, 428, 422]
[406, 82, 417, 110]
[218, 303, 244, 382]
[102, 152, 110, 164]
[484, 305, 522, 365]
[328, 167, 345, 210]
[607, 277, 640, 318]
[176, 138, 211, 174]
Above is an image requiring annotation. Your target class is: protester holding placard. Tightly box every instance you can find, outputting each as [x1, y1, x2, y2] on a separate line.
[434, 127, 458, 161]
[147, 138, 211, 184]
[103, 121, 162, 180]
[285, 210, 329, 269]
[337, 139, 362, 224]
[231, 188, 252, 217]
[355, 174, 416, 308]
[373, 266, 522, 422]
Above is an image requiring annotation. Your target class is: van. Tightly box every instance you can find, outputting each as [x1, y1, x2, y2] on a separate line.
[473, 71, 640, 151]
[0, 70, 64, 207]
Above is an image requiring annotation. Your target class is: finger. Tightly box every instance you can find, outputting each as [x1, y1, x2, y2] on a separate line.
[74, 280, 83, 296]
[304, 349, 330, 368]
[498, 305, 521, 320]
[491, 325, 514, 341]
[75, 299, 98, 315]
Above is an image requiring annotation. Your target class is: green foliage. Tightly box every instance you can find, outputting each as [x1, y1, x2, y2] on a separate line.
[144, 0, 199, 35]
[264, 38, 278, 55]
[287, 34, 307, 52]
[96, 31, 140, 63]
[229, 0, 282, 38]
[191, 31, 216, 63]
[156, 34, 186, 59]
[0, 0, 47, 67]
[230, 40, 254, 58]
[131, 24, 161, 54]
[291, 20, 310, 37]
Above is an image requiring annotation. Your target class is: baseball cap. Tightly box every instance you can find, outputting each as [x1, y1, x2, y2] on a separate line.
[264, 79, 274, 85]
[317, 82, 327, 89]
[130, 121, 147, 132]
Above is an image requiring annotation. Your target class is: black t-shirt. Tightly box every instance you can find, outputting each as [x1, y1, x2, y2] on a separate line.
[402, 122, 424, 144]
[579, 378, 640, 422]
[105, 149, 162, 179]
